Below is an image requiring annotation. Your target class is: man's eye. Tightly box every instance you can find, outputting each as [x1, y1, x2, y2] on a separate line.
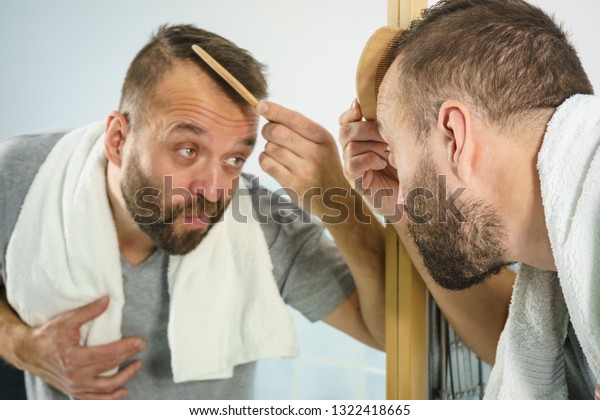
[226, 156, 245, 167]
[177, 148, 197, 158]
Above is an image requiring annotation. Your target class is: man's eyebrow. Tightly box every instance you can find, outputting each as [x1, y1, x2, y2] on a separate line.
[169, 122, 256, 147]
[240, 137, 256, 147]
[169, 122, 206, 137]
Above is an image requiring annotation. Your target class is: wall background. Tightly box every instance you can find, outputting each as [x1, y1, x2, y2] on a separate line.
[1, 0, 599, 400]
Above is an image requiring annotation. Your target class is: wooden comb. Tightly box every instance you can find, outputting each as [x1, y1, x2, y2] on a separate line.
[355, 27, 405, 121]
[192, 44, 259, 108]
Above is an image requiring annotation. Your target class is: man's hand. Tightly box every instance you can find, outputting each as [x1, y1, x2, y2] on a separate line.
[257, 100, 387, 348]
[14, 296, 146, 399]
[338, 99, 402, 219]
[257, 101, 349, 218]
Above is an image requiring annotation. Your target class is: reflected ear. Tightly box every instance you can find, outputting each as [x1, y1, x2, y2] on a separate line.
[104, 111, 130, 168]
[437, 100, 472, 181]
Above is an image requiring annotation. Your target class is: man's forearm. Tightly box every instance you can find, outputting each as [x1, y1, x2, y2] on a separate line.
[391, 220, 514, 365]
[323, 191, 386, 347]
[0, 285, 29, 369]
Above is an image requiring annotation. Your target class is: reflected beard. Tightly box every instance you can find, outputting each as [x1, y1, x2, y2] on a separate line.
[120, 155, 227, 255]
[406, 151, 509, 291]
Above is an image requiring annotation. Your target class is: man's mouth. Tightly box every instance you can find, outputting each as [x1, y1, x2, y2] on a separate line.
[181, 210, 217, 229]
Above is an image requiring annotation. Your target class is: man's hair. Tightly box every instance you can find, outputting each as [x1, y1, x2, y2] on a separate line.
[119, 24, 268, 125]
[391, 0, 593, 139]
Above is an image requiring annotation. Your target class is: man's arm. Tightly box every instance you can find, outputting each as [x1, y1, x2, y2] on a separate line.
[257, 101, 386, 350]
[0, 285, 146, 399]
[338, 100, 514, 364]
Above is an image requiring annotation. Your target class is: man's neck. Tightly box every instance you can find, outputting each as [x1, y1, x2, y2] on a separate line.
[504, 113, 557, 272]
[106, 163, 157, 266]
[511, 178, 557, 272]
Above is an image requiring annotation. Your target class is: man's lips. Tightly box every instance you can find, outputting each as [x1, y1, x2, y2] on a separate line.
[181, 212, 215, 229]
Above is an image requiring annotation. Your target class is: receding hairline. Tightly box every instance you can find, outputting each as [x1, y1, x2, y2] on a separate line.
[118, 24, 268, 128]
[122, 58, 257, 128]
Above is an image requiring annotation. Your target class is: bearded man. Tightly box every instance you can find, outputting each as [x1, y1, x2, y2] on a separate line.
[340, 0, 598, 399]
[0, 24, 385, 399]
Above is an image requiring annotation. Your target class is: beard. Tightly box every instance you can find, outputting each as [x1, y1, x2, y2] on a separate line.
[120, 154, 228, 255]
[406, 150, 509, 291]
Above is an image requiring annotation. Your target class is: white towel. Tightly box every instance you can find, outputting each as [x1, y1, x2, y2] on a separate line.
[485, 94, 600, 399]
[5, 121, 299, 383]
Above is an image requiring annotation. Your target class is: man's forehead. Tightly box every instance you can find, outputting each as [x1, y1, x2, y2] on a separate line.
[376, 61, 401, 133]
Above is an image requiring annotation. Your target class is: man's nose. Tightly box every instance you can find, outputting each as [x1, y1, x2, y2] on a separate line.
[189, 163, 230, 203]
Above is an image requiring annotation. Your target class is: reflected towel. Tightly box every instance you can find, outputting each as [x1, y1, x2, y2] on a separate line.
[6, 121, 299, 382]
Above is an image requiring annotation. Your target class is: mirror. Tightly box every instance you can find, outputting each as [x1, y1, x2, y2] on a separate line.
[0, 0, 387, 400]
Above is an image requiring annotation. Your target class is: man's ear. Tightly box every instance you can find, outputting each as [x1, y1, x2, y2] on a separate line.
[104, 111, 130, 168]
[437, 100, 475, 182]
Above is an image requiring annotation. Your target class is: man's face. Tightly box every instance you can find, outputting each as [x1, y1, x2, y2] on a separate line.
[377, 64, 509, 290]
[119, 62, 259, 255]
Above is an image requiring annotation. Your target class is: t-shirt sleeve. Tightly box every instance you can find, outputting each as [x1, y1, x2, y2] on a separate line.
[0, 132, 65, 287]
[250, 179, 355, 322]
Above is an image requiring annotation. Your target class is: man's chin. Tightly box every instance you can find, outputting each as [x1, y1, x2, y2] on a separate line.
[152, 225, 209, 256]
[429, 263, 506, 291]
[160, 234, 205, 255]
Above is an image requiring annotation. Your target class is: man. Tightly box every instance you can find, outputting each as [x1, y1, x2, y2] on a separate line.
[0, 24, 385, 399]
[340, 0, 598, 399]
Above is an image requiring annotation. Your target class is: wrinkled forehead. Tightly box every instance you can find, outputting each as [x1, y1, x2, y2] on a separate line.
[143, 63, 259, 129]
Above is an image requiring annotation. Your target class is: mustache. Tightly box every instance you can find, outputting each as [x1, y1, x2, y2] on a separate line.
[165, 195, 224, 223]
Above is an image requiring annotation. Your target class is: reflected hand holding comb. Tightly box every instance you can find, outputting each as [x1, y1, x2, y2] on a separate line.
[191, 44, 348, 216]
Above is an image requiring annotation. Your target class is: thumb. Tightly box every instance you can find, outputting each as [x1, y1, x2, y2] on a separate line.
[351, 99, 364, 120]
[64, 296, 110, 328]
[339, 99, 364, 125]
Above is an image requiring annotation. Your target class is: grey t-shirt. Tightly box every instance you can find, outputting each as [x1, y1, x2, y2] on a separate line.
[0, 131, 355, 400]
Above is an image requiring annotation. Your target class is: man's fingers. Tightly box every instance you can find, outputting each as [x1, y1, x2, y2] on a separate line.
[256, 101, 330, 144]
[62, 296, 110, 328]
[344, 152, 388, 180]
[595, 384, 600, 399]
[263, 142, 304, 170]
[338, 99, 364, 126]
[89, 360, 142, 394]
[344, 141, 389, 162]
[339, 121, 384, 149]
[262, 123, 308, 157]
[72, 336, 147, 368]
[259, 150, 292, 181]
[74, 360, 142, 397]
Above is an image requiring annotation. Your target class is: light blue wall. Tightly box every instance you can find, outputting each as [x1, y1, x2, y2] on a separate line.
[255, 310, 385, 400]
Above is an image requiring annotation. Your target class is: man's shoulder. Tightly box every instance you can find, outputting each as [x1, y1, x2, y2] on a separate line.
[0, 131, 66, 173]
[240, 173, 323, 248]
[241, 173, 321, 226]
[0, 130, 68, 277]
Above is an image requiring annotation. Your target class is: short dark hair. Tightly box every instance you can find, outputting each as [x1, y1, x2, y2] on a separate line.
[119, 24, 268, 125]
[391, 0, 593, 139]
